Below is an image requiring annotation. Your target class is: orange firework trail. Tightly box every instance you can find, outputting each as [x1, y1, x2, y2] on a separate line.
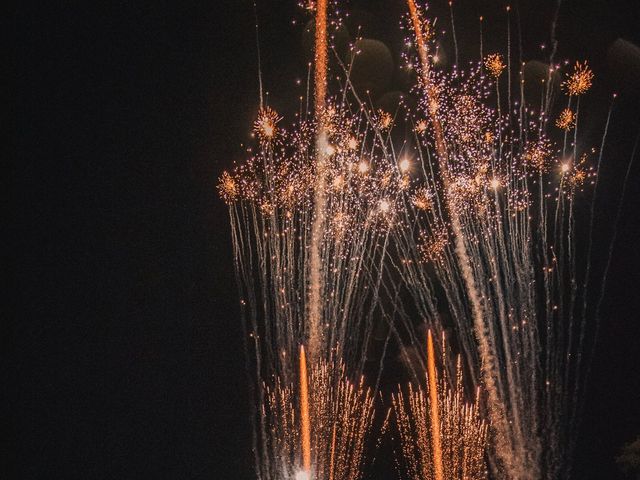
[426, 331, 444, 480]
[299, 345, 312, 473]
[313, 0, 328, 117]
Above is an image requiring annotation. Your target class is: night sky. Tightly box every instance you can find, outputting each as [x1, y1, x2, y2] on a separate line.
[10, 1, 640, 479]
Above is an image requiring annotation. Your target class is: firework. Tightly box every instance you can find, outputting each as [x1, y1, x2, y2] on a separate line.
[219, 2, 403, 477]
[388, 2, 614, 478]
[220, 2, 626, 479]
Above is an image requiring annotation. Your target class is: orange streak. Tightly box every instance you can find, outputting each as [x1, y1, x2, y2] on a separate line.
[314, 0, 328, 118]
[308, 0, 329, 362]
[427, 331, 444, 480]
[300, 345, 312, 473]
[328, 422, 336, 480]
[406, 0, 447, 173]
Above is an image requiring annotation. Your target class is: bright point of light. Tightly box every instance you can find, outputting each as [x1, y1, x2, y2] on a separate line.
[325, 145, 336, 156]
[379, 199, 391, 213]
[347, 136, 358, 150]
[399, 157, 410, 172]
[490, 178, 500, 189]
[295, 471, 310, 480]
[358, 160, 369, 173]
[561, 163, 570, 173]
[260, 122, 274, 138]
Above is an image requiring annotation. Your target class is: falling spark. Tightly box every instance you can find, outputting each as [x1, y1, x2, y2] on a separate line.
[377, 110, 394, 130]
[217, 171, 238, 204]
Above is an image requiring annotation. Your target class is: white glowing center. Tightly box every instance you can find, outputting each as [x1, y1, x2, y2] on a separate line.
[295, 471, 310, 480]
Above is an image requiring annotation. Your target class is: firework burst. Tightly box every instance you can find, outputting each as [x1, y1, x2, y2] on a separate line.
[555, 108, 576, 131]
[562, 61, 594, 96]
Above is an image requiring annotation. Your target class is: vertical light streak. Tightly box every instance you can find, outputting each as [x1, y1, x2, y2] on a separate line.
[314, 0, 328, 117]
[328, 422, 336, 480]
[308, 0, 329, 362]
[427, 331, 444, 480]
[300, 345, 312, 474]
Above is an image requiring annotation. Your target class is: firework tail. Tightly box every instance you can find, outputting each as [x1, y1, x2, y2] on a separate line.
[308, 0, 328, 363]
[300, 345, 312, 474]
[427, 331, 444, 480]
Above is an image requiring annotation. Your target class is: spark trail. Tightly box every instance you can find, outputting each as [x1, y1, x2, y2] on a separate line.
[308, 0, 328, 363]
[426, 331, 444, 480]
[300, 345, 312, 473]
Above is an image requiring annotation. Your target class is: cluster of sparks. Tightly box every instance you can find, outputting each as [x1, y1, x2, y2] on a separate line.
[391, 333, 488, 480]
[562, 61, 594, 96]
[484, 53, 506, 78]
[216, 1, 618, 479]
[263, 349, 374, 480]
[555, 108, 575, 131]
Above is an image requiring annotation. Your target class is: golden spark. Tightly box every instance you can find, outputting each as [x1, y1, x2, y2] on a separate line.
[412, 187, 432, 211]
[254, 107, 282, 143]
[217, 171, 238, 204]
[562, 61, 593, 96]
[555, 108, 575, 130]
[522, 138, 553, 173]
[377, 110, 393, 130]
[415, 120, 428, 134]
[484, 53, 506, 78]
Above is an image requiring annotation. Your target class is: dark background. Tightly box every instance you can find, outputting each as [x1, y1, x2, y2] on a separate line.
[10, 0, 640, 478]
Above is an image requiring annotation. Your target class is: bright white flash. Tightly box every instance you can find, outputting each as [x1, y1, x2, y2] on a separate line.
[295, 471, 310, 480]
